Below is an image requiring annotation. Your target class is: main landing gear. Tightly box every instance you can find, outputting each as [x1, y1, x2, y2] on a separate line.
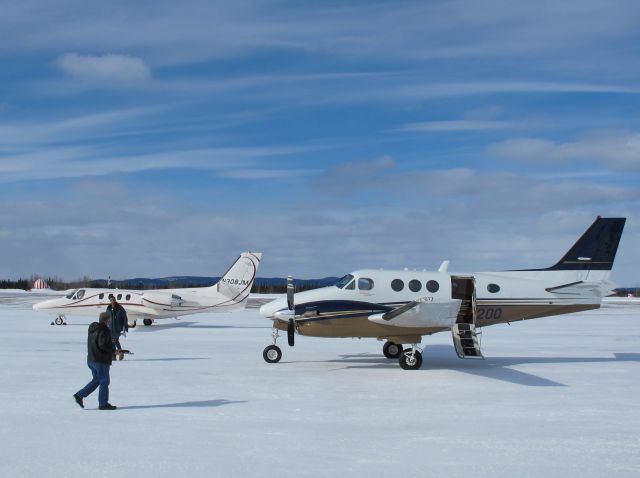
[143, 319, 153, 326]
[382, 341, 403, 359]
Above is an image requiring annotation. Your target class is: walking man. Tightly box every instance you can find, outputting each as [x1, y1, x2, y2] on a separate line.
[73, 312, 116, 410]
[107, 295, 128, 358]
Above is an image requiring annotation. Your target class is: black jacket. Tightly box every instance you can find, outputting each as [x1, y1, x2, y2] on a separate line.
[87, 322, 113, 365]
[107, 304, 128, 335]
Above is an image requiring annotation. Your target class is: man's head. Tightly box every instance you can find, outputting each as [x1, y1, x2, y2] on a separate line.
[99, 312, 110, 325]
[109, 295, 117, 306]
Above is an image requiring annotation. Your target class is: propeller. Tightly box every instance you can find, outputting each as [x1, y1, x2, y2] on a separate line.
[286, 275, 295, 347]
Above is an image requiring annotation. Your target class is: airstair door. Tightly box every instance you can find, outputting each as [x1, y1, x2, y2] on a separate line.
[450, 276, 483, 359]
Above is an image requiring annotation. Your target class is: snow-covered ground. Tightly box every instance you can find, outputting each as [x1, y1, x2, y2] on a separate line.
[1, 294, 638, 478]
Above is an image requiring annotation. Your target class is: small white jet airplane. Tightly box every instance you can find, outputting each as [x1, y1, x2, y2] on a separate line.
[33, 252, 262, 326]
[260, 217, 626, 370]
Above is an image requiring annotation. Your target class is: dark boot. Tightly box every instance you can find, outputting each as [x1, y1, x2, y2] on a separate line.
[99, 403, 117, 410]
[73, 393, 84, 409]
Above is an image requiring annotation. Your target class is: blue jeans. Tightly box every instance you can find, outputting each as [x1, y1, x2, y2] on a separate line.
[76, 360, 110, 406]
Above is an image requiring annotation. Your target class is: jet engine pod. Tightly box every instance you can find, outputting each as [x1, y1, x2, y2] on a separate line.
[142, 292, 183, 309]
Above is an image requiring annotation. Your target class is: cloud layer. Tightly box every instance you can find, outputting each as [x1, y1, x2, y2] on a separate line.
[0, 0, 639, 285]
[55, 53, 151, 84]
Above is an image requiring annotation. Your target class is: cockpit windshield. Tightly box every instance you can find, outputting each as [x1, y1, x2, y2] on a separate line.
[65, 289, 78, 299]
[335, 274, 354, 289]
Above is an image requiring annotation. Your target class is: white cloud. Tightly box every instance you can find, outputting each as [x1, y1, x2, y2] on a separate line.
[400, 120, 514, 132]
[487, 130, 640, 170]
[55, 53, 151, 84]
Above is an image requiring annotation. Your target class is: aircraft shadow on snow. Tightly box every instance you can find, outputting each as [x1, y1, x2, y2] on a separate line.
[116, 399, 247, 410]
[290, 345, 640, 387]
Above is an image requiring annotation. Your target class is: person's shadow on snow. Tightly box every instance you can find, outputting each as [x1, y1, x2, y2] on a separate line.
[117, 399, 246, 410]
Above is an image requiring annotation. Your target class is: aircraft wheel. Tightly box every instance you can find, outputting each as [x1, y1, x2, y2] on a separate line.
[263, 345, 282, 363]
[54, 316, 64, 325]
[143, 319, 153, 326]
[399, 350, 423, 370]
[382, 341, 403, 359]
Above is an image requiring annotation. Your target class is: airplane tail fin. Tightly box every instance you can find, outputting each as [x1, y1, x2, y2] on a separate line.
[523, 217, 625, 274]
[214, 252, 262, 303]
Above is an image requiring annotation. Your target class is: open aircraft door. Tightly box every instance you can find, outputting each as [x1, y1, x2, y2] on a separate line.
[450, 276, 483, 359]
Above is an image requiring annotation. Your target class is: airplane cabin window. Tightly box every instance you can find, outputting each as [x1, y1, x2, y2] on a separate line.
[345, 280, 355, 290]
[358, 278, 374, 290]
[66, 289, 78, 299]
[426, 280, 440, 293]
[336, 274, 355, 289]
[117, 294, 122, 300]
[391, 279, 404, 292]
[76, 290, 85, 300]
[99, 293, 104, 299]
[488, 283, 500, 293]
[409, 280, 421, 292]
[126, 294, 131, 300]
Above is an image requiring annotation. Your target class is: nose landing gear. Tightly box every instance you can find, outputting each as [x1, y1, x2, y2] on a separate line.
[399, 345, 423, 370]
[263, 327, 283, 363]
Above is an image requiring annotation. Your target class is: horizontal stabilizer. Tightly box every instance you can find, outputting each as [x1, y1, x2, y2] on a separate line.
[369, 298, 461, 328]
[545, 280, 615, 298]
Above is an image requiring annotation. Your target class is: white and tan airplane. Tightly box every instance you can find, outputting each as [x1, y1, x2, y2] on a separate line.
[33, 252, 262, 326]
[260, 217, 626, 370]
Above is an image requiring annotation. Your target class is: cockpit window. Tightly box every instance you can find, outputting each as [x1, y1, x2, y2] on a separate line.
[76, 290, 85, 300]
[336, 274, 355, 289]
[66, 289, 78, 299]
[345, 280, 355, 290]
[358, 278, 374, 291]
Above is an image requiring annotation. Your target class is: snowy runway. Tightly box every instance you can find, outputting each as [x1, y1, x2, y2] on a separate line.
[1, 294, 639, 477]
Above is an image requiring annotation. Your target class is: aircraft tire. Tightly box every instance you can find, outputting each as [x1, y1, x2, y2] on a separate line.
[143, 319, 153, 326]
[382, 341, 403, 359]
[399, 350, 423, 370]
[54, 316, 64, 326]
[263, 345, 282, 363]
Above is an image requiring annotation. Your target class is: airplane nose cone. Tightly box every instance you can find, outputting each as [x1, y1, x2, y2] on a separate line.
[260, 298, 286, 318]
[259, 302, 273, 317]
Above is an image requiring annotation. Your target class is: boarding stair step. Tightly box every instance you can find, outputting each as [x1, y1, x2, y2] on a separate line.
[452, 323, 483, 359]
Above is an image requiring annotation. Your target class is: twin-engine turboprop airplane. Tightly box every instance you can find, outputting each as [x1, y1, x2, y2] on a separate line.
[33, 252, 262, 326]
[260, 217, 625, 370]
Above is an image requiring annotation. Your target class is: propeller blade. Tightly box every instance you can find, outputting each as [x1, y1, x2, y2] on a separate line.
[287, 318, 295, 347]
[286, 275, 295, 311]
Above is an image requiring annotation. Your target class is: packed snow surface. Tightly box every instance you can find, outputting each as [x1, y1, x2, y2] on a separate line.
[1, 294, 639, 477]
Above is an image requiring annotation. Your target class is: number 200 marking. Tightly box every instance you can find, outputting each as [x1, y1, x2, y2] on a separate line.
[477, 308, 502, 320]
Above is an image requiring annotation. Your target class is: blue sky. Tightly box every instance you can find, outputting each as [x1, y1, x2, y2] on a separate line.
[1, 0, 639, 284]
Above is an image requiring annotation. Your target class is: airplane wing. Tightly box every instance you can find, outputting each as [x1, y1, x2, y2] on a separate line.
[368, 298, 461, 328]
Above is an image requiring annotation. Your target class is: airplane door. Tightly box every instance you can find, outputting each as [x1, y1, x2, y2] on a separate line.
[450, 276, 483, 359]
[451, 276, 476, 324]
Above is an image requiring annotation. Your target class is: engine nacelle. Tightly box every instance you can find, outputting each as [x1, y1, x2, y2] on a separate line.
[142, 292, 183, 309]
